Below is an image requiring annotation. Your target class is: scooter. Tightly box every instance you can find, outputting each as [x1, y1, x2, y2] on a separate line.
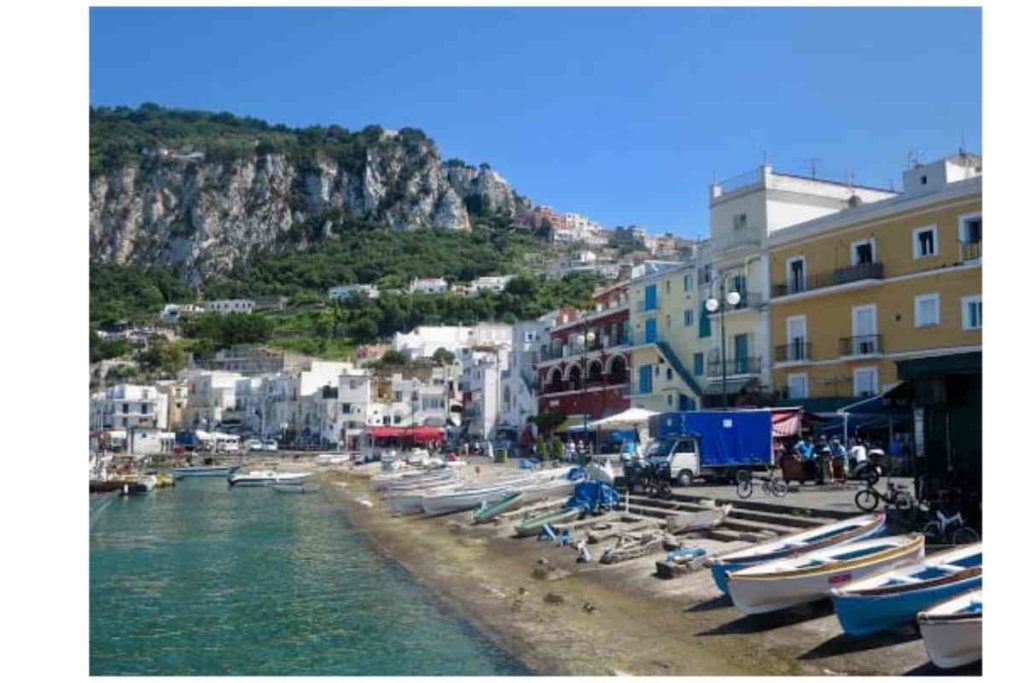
[850, 448, 885, 485]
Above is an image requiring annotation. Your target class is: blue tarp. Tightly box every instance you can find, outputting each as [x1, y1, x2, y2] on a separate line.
[650, 410, 773, 468]
[567, 481, 619, 514]
[566, 466, 587, 481]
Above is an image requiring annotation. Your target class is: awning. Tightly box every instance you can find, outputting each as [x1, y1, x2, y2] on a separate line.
[587, 407, 658, 429]
[770, 409, 802, 437]
[408, 426, 444, 442]
[369, 426, 405, 438]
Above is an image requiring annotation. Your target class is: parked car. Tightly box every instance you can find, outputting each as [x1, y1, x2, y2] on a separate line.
[244, 439, 263, 452]
[262, 440, 279, 452]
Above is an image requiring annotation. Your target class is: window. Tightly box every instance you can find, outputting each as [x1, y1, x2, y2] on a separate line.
[698, 304, 711, 338]
[693, 353, 704, 377]
[683, 274, 693, 291]
[638, 365, 653, 394]
[644, 284, 657, 311]
[140, 403, 149, 414]
[733, 213, 748, 230]
[684, 309, 694, 327]
[666, 315, 672, 329]
[851, 238, 875, 265]
[913, 225, 937, 258]
[666, 368, 674, 381]
[787, 374, 809, 399]
[853, 367, 879, 397]
[914, 293, 940, 327]
[644, 317, 658, 344]
[962, 295, 982, 330]
[786, 257, 806, 293]
[960, 214, 982, 243]
[667, 394, 673, 407]
[665, 279, 671, 294]
[920, 174, 928, 186]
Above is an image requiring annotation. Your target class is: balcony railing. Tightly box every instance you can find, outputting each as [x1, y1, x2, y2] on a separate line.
[772, 262, 885, 297]
[538, 336, 631, 361]
[960, 240, 982, 262]
[839, 334, 883, 357]
[774, 341, 812, 363]
[708, 291, 764, 313]
[706, 356, 763, 376]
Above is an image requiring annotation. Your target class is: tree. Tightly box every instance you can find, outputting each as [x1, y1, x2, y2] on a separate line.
[551, 436, 565, 461]
[432, 347, 456, 366]
[379, 349, 408, 366]
[138, 337, 187, 377]
[535, 218, 554, 241]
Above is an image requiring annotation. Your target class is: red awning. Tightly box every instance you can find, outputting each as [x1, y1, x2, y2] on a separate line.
[770, 409, 803, 438]
[368, 426, 405, 438]
[408, 426, 444, 442]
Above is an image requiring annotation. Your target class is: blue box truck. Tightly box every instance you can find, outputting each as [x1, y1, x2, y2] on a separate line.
[646, 409, 775, 485]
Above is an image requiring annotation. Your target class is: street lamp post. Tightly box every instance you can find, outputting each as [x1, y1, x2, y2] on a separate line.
[704, 280, 741, 408]
[578, 325, 596, 458]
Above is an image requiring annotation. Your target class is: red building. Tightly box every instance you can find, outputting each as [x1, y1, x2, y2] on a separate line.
[536, 281, 631, 421]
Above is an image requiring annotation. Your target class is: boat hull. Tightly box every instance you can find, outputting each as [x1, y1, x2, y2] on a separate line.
[918, 589, 983, 669]
[272, 483, 320, 494]
[728, 535, 925, 616]
[422, 487, 513, 515]
[472, 492, 525, 523]
[514, 507, 583, 538]
[172, 466, 240, 478]
[710, 513, 887, 596]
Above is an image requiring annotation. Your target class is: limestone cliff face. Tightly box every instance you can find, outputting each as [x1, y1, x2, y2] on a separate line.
[89, 129, 527, 281]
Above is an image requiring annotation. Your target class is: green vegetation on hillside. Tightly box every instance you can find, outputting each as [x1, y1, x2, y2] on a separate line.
[90, 263, 193, 325]
[90, 103, 430, 175]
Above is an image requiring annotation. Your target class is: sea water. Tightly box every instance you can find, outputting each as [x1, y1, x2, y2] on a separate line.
[90, 478, 528, 675]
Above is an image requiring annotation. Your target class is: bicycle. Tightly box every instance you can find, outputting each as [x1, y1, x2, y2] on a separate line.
[922, 507, 980, 545]
[737, 467, 788, 499]
[854, 480, 915, 512]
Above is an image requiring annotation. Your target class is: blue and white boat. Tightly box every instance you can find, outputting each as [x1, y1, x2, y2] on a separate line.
[918, 588, 982, 669]
[172, 464, 241, 479]
[710, 512, 886, 595]
[831, 543, 982, 636]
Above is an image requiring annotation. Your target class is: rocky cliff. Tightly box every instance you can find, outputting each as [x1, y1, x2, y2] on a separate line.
[89, 107, 532, 282]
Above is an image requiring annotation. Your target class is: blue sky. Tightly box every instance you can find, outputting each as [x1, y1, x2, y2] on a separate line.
[90, 6, 980, 238]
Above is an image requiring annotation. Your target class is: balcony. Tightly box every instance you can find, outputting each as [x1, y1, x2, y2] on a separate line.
[772, 262, 885, 297]
[774, 341, 812, 363]
[706, 356, 763, 376]
[708, 290, 765, 313]
[839, 334, 883, 357]
[960, 240, 982, 262]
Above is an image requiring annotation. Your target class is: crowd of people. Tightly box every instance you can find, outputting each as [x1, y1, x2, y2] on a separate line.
[783, 433, 912, 484]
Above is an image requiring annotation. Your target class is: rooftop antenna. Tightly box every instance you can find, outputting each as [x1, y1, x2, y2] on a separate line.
[805, 157, 822, 180]
[907, 149, 922, 169]
[762, 150, 769, 167]
[959, 130, 967, 157]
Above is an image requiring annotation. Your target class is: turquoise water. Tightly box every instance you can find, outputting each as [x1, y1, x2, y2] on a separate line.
[90, 479, 529, 675]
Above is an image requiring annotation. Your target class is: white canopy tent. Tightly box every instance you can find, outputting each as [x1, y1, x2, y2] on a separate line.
[586, 407, 659, 429]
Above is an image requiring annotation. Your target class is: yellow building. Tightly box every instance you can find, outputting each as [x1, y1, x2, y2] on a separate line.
[627, 261, 704, 412]
[768, 154, 982, 402]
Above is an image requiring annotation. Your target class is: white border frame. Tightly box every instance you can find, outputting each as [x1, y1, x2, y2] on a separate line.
[786, 372, 809, 399]
[785, 255, 806, 291]
[852, 366, 879, 397]
[914, 292, 941, 327]
[961, 294, 982, 330]
[912, 224, 939, 259]
[850, 236, 877, 266]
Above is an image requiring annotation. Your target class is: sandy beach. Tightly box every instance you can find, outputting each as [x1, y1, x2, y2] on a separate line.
[318, 460, 953, 676]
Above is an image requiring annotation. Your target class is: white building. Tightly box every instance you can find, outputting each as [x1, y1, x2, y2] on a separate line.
[467, 275, 514, 295]
[460, 347, 511, 441]
[328, 284, 380, 301]
[392, 323, 514, 360]
[204, 299, 255, 315]
[408, 277, 449, 295]
[182, 370, 244, 429]
[90, 384, 169, 431]
[159, 303, 204, 323]
[496, 316, 551, 446]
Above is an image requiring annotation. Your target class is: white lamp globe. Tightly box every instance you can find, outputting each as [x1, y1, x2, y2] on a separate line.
[726, 291, 742, 306]
[704, 298, 720, 313]
[586, 331, 596, 343]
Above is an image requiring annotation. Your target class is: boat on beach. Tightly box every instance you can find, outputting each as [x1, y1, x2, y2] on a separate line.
[917, 588, 982, 669]
[420, 467, 575, 516]
[228, 470, 312, 487]
[709, 512, 887, 595]
[513, 506, 584, 538]
[172, 464, 241, 479]
[830, 543, 982, 636]
[472, 491, 525, 524]
[726, 533, 925, 616]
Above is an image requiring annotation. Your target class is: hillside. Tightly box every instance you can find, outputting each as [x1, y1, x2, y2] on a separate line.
[90, 104, 534, 281]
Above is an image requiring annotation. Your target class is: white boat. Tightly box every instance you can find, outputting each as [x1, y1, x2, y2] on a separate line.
[420, 468, 575, 516]
[383, 470, 460, 493]
[373, 467, 458, 491]
[726, 533, 925, 616]
[710, 512, 887, 595]
[315, 453, 351, 466]
[120, 475, 158, 496]
[918, 588, 982, 669]
[830, 543, 982, 636]
[228, 470, 312, 487]
[518, 477, 577, 503]
[387, 482, 462, 514]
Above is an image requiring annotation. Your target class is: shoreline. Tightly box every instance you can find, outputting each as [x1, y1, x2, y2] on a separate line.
[318, 464, 943, 676]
